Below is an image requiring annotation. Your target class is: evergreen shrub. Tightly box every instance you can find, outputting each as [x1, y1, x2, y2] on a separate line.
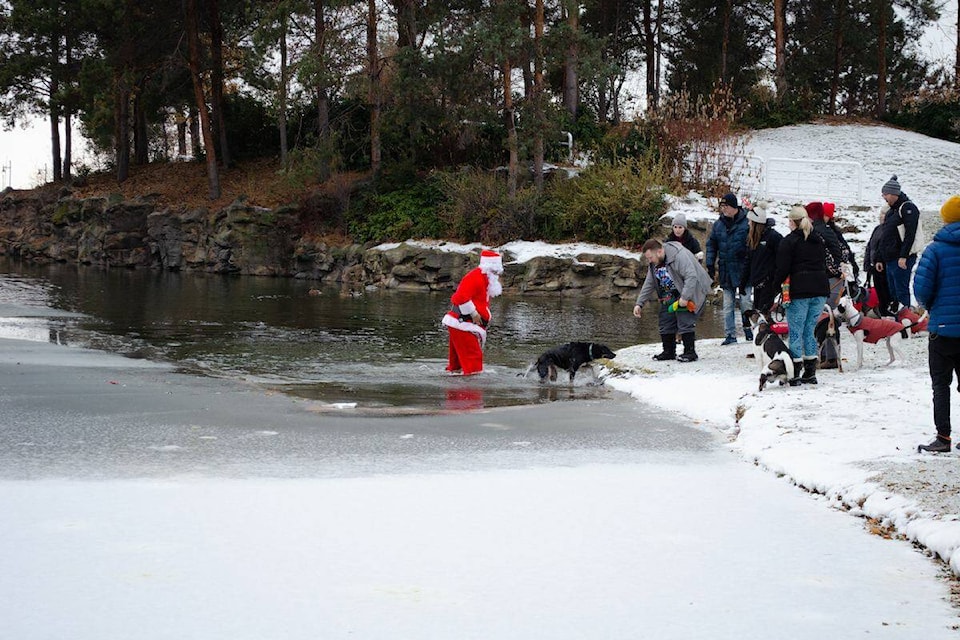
[345, 174, 445, 243]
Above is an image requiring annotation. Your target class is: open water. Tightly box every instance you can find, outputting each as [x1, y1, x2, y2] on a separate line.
[0, 258, 727, 410]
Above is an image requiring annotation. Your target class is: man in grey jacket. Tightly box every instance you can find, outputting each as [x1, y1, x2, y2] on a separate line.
[634, 238, 714, 362]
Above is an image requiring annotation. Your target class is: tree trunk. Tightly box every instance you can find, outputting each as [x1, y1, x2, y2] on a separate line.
[562, 0, 579, 118]
[774, 0, 787, 100]
[116, 81, 130, 183]
[313, 0, 330, 139]
[177, 111, 188, 157]
[186, 0, 221, 199]
[394, 0, 417, 48]
[655, 0, 662, 107]
[208, 0, 230, 167]
[877, 0, 887, 118]
[720, 0, 732, 85]
[279, 15, 289, 168]
[955, 0, 959, 91]
[642, 0, 657, 112]
[504, 58, 518, 200]
[368, 0, 381, 176]
[49, 104, 62, 184]
[133, 88, 149, 165]
[533, 0, 545, 193]
[63, 37, 73, 181]
[829, 0, 844, 115]
[189, 105, 201, 158]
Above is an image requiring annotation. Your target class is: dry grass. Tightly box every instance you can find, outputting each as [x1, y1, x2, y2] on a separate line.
[71, 158, 304, 210]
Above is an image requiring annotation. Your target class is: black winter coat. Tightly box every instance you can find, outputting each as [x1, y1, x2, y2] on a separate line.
[740, 223, 782, 289]
[812, 219, 842, 277]
[775, 228, 830, 300]
[879, 193, 921, 261]
[664, 230, 701, 256]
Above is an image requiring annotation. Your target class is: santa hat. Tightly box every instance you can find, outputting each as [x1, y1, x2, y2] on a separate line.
[823, 202, 836, 219]
[479, 249, 503, 274]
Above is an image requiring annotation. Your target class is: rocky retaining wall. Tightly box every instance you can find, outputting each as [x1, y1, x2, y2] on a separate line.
[1, 188, 706, 299]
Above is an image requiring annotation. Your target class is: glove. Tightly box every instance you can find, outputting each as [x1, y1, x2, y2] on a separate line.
[668, 300, 696, 313]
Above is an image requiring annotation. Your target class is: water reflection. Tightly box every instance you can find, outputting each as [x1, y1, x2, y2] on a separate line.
[0, 258, 727, 409]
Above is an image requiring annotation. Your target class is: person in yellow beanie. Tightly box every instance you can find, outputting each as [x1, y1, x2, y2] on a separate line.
[914, 196, 960, 452]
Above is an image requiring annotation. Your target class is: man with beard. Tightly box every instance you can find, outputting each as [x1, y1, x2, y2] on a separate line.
[441, 249, 504, 375]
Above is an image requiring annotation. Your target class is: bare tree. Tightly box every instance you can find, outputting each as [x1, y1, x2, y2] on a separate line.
[185, 0, 221, 199]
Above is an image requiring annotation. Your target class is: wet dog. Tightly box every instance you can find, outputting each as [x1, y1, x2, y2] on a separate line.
[834, 295, 926, 369]
[524, 342, 616, 383]
[747, 310, 796, 390]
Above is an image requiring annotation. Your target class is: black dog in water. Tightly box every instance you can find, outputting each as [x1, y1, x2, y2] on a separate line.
[524, 342, 616, 383]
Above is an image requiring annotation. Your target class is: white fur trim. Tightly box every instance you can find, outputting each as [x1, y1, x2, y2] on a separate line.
[458, 300, 477, 315]
[441, 314, 487, 348]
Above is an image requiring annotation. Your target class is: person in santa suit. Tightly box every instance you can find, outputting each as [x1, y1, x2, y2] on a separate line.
[441, 249, 504, 375]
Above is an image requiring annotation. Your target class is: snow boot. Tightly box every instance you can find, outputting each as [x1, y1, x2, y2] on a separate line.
[677, 332, 698, 362]
[788, 359, 803, 386]
[653, 333, 676, 361]
[918, 436, 951, 453]
[801, 357, 818, 385]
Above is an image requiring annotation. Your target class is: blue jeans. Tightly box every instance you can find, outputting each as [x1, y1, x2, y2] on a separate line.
[885, 255, 916, 309]
[722, 286, 752, 337]
[786, 296, 827, 360]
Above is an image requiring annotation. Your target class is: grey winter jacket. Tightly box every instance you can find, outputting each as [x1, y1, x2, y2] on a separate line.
[636, 241, 713, 312]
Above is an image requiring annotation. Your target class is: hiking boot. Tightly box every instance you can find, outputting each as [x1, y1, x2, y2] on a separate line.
[788, 359, 803, 386]
[652, 333, 676, 361]
[744, 328, 754, 342]
[918, 437, 951, 453]
[721, 335, 737, 346]
[801, 358, 818, 385]
[677, 332, 698, 362]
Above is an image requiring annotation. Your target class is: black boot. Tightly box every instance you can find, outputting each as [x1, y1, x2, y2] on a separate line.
[677, 332, 698, 362]
[801, 357, 818, 385]
[918, 436, 951, 453]
[788, 359, 803, 386]
[653, 333, 676, 361]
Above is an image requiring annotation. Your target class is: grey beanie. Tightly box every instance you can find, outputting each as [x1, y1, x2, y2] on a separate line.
[671, 213, 687, 228]
[881, 175, 901, 196]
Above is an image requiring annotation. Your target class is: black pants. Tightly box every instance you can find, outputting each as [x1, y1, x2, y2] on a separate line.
[867, 269, 891, 315]
[929, 333, 960, 439]
[752, 281, 776, 316]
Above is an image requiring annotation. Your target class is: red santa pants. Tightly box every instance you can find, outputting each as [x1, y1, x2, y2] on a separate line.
[446, 327, 484, 374]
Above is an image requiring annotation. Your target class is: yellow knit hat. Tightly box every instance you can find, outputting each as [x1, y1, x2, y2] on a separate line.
[941, 195, 960, 224]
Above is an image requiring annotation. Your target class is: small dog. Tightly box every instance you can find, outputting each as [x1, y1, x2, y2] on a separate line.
[747, 310, 795, 390]
[834, 295, 926, 369]
[524, 342, 616, 383]
[814, 304, 843, 372]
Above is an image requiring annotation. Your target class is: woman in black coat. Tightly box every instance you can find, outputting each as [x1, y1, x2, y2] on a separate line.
[775, 206, 830, 385]
[740, 207, 782, 317]
[664, 213, 703, 260]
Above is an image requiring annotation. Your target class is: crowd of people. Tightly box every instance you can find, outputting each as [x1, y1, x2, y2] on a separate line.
[631, 177, 960, 455]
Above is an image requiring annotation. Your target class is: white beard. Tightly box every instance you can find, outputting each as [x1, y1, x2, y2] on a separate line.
[487, 273, 503, 298]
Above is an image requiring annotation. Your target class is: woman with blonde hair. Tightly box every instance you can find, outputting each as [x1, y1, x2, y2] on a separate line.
[775, 206, 829, 385]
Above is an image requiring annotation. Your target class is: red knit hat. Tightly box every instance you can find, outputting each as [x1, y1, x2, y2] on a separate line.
[822, 202, 835, 219]
[479, 249, 503, 274]
[804, 202, 825, 221]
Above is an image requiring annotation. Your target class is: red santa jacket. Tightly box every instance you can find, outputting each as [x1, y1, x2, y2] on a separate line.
[441, 267, 492, 343]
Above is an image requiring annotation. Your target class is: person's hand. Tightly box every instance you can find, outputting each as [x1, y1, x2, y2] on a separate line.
[633, 305, 642, 319]
[470, 311, 482, 325]
[897, 257, 907, 270]
[875, 262, 884, 273]
[678, 298, 688, 309]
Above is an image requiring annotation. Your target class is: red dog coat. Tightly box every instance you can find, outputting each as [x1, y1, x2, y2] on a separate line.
[847, 314, 904, 344]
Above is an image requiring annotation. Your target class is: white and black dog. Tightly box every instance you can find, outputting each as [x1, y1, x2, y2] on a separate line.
[834, 295, 927, 369]
[746, 310, 796, 391]
[524, 342, 616, 383]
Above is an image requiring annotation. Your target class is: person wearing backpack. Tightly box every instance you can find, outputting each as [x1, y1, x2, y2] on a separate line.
[914, 196, 960, 453]
[875, 175, 921, 311]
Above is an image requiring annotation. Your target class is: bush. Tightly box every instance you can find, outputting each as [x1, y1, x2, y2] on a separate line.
[885, 86, 960, 143]
[345, 174, 445, 243]
[540, 156, 671, 247]
[436, 169, 543, 244]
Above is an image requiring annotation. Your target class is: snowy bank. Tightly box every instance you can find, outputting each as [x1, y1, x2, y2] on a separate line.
[605, 335, 960, 576]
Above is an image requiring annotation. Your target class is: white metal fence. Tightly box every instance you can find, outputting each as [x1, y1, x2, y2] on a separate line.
[687, 153, 865, 204]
